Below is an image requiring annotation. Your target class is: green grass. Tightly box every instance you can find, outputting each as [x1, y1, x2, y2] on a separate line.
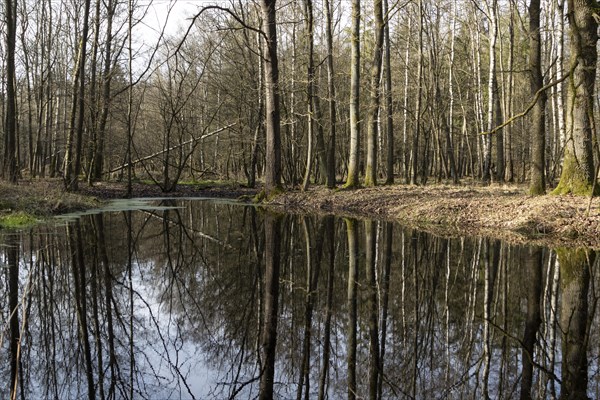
[0, 212, 39, 229]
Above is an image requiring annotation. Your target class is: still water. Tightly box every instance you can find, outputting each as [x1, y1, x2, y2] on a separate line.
[0, 199, 598, 399]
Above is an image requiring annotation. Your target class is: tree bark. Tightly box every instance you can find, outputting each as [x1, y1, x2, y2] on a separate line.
[365, 0, 384, 186]
[519, 246, 543, 400]
[64, 0, 92, 191]
[259, 213, 282, 399]
[324, 0, 337, 188]
[557, 247, 594, 399]
[383, 0, 394, 184]
[553, 0, 598, 196]
[261, 0, 283, 196]
[345, 218, 358, 399]
[345, 0, 361, 188]
[3, 0, 18, 183]
[529, 0, 547, 195]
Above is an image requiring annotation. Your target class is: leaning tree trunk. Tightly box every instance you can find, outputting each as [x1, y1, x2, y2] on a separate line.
[553, 0, 598, 196]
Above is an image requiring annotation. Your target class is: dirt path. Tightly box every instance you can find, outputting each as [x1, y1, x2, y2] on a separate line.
[271, 184, 600, 249]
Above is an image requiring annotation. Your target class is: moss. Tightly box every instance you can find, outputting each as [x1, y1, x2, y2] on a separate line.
[254, 186, 285, 203]
[528, 182, 546, 196]
[555, 247, 593, 287]
[551, 151, 599, 196]
[0, 212, 39, 229]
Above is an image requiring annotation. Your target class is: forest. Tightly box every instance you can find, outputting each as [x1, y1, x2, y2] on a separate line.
[0, 0, 599, 197]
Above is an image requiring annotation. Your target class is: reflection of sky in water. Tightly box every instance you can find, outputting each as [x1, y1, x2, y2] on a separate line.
[130, 260, 251, 399]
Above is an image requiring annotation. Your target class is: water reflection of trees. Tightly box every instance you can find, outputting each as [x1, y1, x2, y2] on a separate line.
[0, 200, 599, 399]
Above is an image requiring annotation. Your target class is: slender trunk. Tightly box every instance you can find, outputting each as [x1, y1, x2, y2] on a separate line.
[365, 220, 380, 399]
[324, 0, 337, 188]
[302, 0, 315, 191]
[365, 0, 384, 186]
[259, 213, 282, 399]
[64, 0, 92, 191]
[345, 0, 361, 188]
[346, 218, 358, 399]
[90, 0, 115, 183]
[318, 216, 335, 399]
[69, 222, 95, 399]
[383, 0, 394, 184]
[402, 17, 412, 182]
[411, 0, 424, 185]
[519, 246, 543, 400]
[8, 234, 19, 399]
[3, 0, 18, 183]
[483, 0, 498, 184]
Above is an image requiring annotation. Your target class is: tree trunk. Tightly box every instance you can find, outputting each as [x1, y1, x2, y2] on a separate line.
[324, 0, 337, 188]
[383, 0, 394, 184]
[365, 0, 384, 186]
[483, 0, 498, 184]
[529, 0, 547, 195]
[519, 246, 543, 399]
[3, 0, 18, 183]
[259, 213, 282, 399]
[345, 0, 361, 188]
[411, 0, 424, 185]
[557, 248, 594, 399]
[553, 0, 598, 196]
[346, 218, 358, 399]
[301, 0, 315, 191]
[261, 0, 283, 196]
[64, 0, 92, 191]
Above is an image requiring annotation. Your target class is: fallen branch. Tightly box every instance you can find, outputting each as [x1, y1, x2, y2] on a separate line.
[106, 123, 236, 175]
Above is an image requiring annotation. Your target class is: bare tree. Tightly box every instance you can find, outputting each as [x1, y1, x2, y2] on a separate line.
[344, 0, 361, 189]
[261, 0, 282, 196]
[3, 0, 18, 183]
[528, 0, 546, 195]
[364, 0, 384, 186]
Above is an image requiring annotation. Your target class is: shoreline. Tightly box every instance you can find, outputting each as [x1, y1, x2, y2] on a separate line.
[270, 184, 600, 249]
[1, 179, 598, 249]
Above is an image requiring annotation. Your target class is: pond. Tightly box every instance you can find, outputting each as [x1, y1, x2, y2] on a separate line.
[0, 198, 598, 399]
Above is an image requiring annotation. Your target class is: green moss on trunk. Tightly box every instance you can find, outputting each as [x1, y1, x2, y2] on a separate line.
[551, 152, 599, 196]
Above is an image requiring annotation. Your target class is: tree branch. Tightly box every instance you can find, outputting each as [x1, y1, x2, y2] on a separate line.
[480, 71, 571, 136]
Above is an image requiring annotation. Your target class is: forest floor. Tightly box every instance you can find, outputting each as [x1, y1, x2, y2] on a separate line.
[0, 178, 598, 249]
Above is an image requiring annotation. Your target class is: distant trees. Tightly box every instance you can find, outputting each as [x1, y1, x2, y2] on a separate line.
[0, 0, 598, 195]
